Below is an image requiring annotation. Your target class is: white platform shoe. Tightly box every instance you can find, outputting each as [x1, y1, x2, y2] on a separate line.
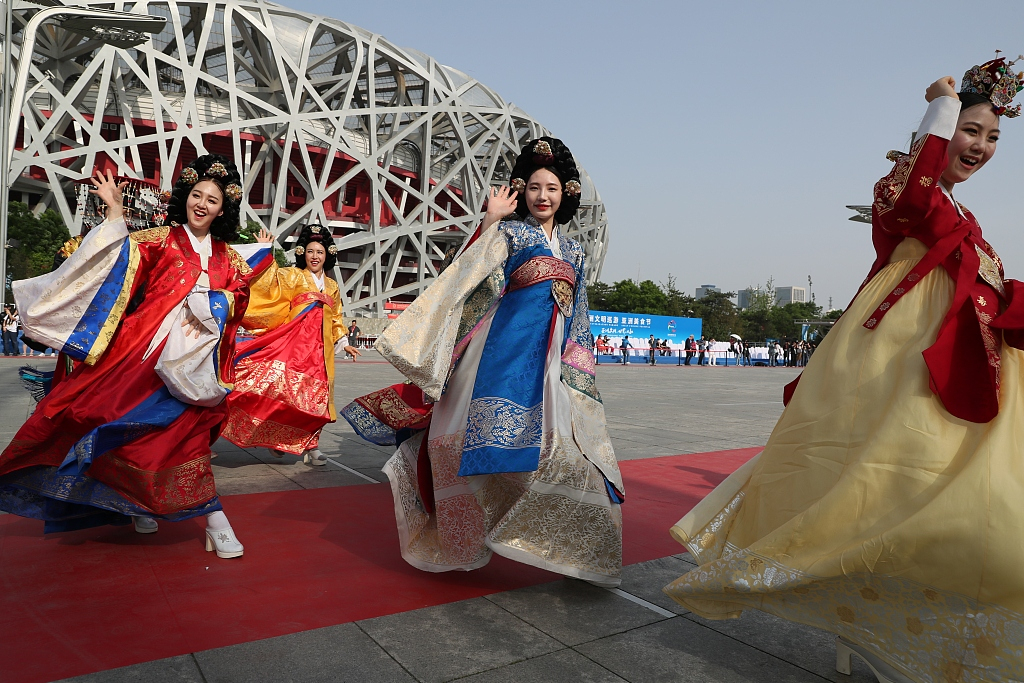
[205, 526, 244, 559]
[133, 516, 158, 534]
[836, 636, 915, 683]
[303, 448, 327, 466]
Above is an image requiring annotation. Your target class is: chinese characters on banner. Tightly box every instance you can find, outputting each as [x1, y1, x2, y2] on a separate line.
[589, 310, 703, 348]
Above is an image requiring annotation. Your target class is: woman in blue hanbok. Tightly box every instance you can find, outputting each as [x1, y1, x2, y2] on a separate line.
[343, 138, 624, 586]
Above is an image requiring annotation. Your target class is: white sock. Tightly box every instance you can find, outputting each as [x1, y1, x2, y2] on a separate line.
[205, 510, 231, 530]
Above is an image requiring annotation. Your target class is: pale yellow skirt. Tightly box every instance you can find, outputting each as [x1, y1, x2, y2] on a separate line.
[664, 238, 1024, 683]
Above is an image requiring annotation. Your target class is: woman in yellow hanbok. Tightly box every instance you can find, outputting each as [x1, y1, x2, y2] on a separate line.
[222, 224, 360, 465]
[665, 62, 1024, 683]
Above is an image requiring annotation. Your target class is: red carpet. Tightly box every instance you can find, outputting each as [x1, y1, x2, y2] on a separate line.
[0, 447, 758, 683]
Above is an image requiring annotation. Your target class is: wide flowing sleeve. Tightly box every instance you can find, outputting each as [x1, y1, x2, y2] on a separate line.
[326, 279, 347, 345]
[229, 246, 305, 334]
[872, 96, 960, 236]
[375, 225, 509, 400]
[13, 215, 140, 365]
[558, 243, 624, 498]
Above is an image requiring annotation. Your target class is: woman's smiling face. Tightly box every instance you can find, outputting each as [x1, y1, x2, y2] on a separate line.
[186, 180, 225, 233]
[305, 241, 326, 275]
[525, 168, 562, 225]
[941, 103, 999, 188]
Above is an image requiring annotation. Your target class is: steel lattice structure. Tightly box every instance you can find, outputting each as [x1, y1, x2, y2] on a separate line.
[9, 0, 608, 314]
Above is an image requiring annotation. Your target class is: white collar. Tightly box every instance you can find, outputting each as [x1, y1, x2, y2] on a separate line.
[184, 224, 212, 257]
[938, 184, 966, 219]
[309, 270, 325, 292]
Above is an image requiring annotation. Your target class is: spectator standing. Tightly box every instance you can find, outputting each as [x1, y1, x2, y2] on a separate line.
[620, 335, 632, 364]
[347, 319, 361, 344]
[707, 338, 717, 366]
[768, 341, 778, 367]
[683, 335, 695, 365]
[2, 305, 18, 356]
[697, 337, 707, 366]
[742, 341, 751, 367]
[648, 334, 657, 365]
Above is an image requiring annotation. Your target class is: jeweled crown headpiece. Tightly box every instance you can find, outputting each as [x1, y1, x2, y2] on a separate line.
[961, 52, 1024, 118]
[177, 160, 243, 203]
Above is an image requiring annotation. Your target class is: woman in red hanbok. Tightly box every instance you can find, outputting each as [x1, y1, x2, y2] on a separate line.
[220, 224, 360, 464]
[0, 155, 271, 559]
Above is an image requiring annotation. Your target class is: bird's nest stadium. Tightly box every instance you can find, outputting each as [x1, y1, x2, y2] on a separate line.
[9, 0, 609, 315]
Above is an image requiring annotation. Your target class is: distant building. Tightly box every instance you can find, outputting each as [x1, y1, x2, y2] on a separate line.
[737, 287, 758, 310]
[776, 286, 807, 307]
[695, 284, 720, 299]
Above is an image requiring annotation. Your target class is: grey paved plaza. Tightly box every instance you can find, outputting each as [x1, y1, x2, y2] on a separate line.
[0, 356, 877, 683]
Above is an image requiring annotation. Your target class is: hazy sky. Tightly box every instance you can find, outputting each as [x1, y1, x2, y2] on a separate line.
[286, 0, 1024, 309]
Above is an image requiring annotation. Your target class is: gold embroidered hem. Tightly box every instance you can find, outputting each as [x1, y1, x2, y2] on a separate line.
[383, 429, 622, 585]
[664, 238, 1024, 683]
[220, 407, 320, 454]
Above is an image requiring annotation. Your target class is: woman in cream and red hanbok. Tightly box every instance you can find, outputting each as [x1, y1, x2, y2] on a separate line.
[0, 156, 272, 558]
[220, 224, 360, 465]
[342, 138, 624, 586]
[664, 60, 1024, 683]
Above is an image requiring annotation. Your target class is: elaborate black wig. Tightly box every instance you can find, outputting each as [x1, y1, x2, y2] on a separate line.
[959, 90, 995, 113]
[508, 136, 582, 226]
[164, 154, 243, 242]
[293, 223, 337, 271]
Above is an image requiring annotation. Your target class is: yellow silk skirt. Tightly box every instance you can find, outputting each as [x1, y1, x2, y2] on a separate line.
[664, 238, 1024, 683]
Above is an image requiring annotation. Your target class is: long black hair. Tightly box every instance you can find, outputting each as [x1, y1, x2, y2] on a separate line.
[164, 154, 242, 242]
[508, 137, 582, 225]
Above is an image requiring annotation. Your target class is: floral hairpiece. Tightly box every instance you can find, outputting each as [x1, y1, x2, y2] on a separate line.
[510, 178, 526, 194]
[207, 161, 228, 178]
[224, 183, 243, 202]
[327, 244, 338, 255]
[532, 140, 555, 165]
[962, 51, 1024, 118]
[564, 179, 582, 197]
[294, 245, 305, 256]
[178, 167, 199, 185]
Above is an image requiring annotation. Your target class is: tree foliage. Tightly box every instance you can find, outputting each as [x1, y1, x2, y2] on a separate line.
[586, 274, 832, 341]
[5, 202, 71, 296]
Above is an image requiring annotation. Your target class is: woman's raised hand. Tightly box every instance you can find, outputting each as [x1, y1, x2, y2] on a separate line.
[256, 227, 275, 244]
[482, 185, 519, 231]
[87, 169, 127, 221]
[926, 76, 959, 103]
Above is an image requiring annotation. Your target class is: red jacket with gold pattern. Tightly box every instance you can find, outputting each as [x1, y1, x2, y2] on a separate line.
[861, 97, 1019, 423]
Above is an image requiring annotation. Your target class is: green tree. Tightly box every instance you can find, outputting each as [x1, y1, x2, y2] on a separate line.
[5, 202, 71, 296]
[693, 290, 738, 340]
[662, 275, 698, 317]
[586, 281, 614, 311]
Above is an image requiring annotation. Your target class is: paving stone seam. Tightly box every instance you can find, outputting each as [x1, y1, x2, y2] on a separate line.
[325, 456, 381, 483]
[352, 620, 424, 683]
[678, 612, 836, 682]
[605, 588, 677, 618]
[189, 652, 212, 683]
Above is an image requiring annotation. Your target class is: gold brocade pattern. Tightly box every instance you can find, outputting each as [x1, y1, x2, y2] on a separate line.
[874, 136, 926, 218]
[456, 270, 505, 346]
[356, 386, 430, 430]
[232, 358, 330, 417]
[381, 428, 622, 583]
[58, 235, 84, 259]
[226, 246, 253, 276]
[129, 226, 170, 244]
[220, 407, 318, 453]
[90, 453, 217, 514]
[552, 280, 574, 317]
[975, 245, 1007, 298]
